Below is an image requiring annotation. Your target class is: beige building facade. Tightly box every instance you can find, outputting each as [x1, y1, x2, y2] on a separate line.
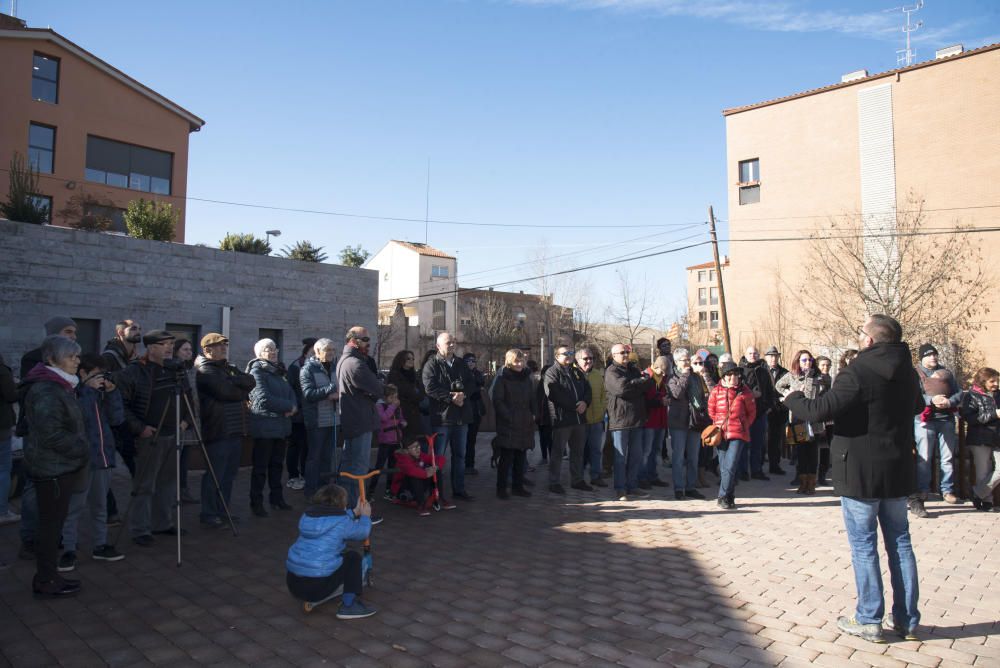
[722, 42, 1000, 365]
[0, 14, 203, 240]
[685, 258, 730, 346]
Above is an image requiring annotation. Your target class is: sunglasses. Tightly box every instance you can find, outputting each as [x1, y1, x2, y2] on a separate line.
[580, 357, 593, 361]
[692, 360, 703, 365]
[558, 351, 575, 357]
[355, 336, 371, 343]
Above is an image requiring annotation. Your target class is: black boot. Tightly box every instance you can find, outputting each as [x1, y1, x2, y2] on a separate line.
[251, 501, 269, 517]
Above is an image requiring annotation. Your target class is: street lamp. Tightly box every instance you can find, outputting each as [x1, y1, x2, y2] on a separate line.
[265, 229, 281, 253]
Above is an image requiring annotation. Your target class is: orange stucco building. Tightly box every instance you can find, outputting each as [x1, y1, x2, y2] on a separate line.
[721, 42, 1000, 365]
[0, 13, 203, 241]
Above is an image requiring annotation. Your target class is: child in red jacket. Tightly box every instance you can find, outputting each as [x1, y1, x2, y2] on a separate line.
[708, 362, 756, 510]
[391, 439, 456, 516]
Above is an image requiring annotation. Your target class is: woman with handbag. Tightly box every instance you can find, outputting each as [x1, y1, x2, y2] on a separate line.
[774, 350, 830, 494]
[707, 362, 756, 510]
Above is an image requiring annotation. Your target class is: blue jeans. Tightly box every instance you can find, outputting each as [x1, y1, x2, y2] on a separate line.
[584, 423, 605, 482]
[640, 428, 665, 483]
[20, 478, 37, 543]
[718, 439, 745, 499]
[669, 428, 701, 491]
[340, 431, 373, 508]
[434, 424, 468, 497]
[840, 496, 920, 630]
[63, 468, 111, 550]
[913, 419, 956, 495]
[304, 425, 337, 499]
[200, 437, 242, 523]
[611, 428, 643, 493]
[739, 413, 767, 475]
[0, 436, 11, 516]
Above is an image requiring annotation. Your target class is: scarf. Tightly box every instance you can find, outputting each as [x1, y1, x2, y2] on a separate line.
[46, 365, 80, 388]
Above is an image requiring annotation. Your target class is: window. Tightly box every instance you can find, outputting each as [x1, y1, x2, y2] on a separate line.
[29, 194, 52, 223]
[28, 123, 55, 173]
[709, 287, 718, 305]
[698, 288, 707, 306]
[698, 312, 708, 330]
[85, 135, 173, 194]
[537, 322, 546, 334]
[738, 158, 759, 183]
[83, 203, 126, 233]
[710, 311, 720, 329]
[515, 312, 527, 329]
[739, 185, 760, 205]
[72, 318, 101, 354]
[459, 318, 472, 327]
[258, 328, 283, 357]
[32, 53, 59, 103]
[708, 270, 715, 282]
[697, 270, 706, 282]
[166, 323, 201, 350]
[432, 299, 447, 330]
[431, 264, 449, 278]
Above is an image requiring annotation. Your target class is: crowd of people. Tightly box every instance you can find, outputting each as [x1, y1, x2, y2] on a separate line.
[2, 313, 998, 633]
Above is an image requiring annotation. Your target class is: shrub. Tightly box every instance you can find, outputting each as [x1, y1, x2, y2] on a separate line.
[280, 241, 327, 263]
[338, 244, 370, 267]
[1, 152, 48, 224]
[124, 198, 177, 241]
[219, 232, 271, 255]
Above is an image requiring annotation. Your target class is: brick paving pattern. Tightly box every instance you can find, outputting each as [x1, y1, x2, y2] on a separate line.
[1, 435, 998, 667]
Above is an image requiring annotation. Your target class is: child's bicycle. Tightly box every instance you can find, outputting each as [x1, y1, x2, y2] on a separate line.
[302, 468, 383, 614]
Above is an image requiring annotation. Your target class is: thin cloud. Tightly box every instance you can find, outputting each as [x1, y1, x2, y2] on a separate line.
[512, 0, 971, 45]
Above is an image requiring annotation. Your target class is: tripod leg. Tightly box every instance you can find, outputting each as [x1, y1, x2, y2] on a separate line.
[175, 389, 182, 567]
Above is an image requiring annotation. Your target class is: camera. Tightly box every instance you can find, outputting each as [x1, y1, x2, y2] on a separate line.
[162, 358, 186, 371]
[450, 380, 465, 393]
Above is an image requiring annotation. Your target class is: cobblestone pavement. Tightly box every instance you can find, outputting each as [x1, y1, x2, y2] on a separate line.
[2, 436, 998, 667]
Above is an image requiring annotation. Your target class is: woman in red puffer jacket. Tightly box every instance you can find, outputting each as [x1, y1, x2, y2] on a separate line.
[708, 362, 756, 510]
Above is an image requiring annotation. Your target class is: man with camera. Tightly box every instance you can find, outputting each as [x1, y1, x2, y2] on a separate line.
[117, 329, 192, 546]
[422, 332, 476, 501]
[196, 333, 255, 529]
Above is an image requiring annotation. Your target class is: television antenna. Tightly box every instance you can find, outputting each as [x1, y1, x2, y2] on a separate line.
[893, 1, 924, 67]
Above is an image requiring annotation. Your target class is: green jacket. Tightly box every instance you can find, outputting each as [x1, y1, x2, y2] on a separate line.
[582, 367, 607, 425]
[21, 366, 88, 479]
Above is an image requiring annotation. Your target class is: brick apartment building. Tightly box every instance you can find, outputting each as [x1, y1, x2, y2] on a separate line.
[0, 13, 203, 240]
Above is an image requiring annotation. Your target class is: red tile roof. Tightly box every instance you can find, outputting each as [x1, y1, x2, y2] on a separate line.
[723, 42, 1000, 117]
[686, 260, 729, 271]
[390, 240, 455, 259]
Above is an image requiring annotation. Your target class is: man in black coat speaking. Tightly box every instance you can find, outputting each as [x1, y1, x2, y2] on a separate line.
[783, 314, 924, 645]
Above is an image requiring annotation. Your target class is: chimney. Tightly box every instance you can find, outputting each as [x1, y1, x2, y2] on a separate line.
[935, 44, 963, 59]
[841, 69, 868, 83]
[0, 12, 28, 29]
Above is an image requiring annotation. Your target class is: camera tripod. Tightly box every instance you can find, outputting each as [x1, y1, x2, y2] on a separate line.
[113, 371, 238, 566]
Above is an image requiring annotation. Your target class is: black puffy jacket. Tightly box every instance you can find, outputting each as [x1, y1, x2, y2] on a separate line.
[196, 356, 255, 442]
[422, 354, 474, 427]
[20, 365, 88, 479]
[604, 362, 652, 431]
[246, 359, 295, 439]
[543, 363, 591, 428]
[960, 387, 1000, 448]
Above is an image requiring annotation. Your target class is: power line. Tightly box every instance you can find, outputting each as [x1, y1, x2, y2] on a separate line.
[715, 203, 1000, 224]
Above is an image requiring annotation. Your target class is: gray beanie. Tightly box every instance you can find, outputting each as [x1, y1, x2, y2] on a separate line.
[44, 315, 77, 335]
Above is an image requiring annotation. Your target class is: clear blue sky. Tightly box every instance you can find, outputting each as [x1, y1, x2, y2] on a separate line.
[20, 0, 1000, 328]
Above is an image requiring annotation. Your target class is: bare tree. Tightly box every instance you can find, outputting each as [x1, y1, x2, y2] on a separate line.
[466, 291, 518, 370]
[798, 193, 989, 379]
[605, 269, 651, 347]
[751, 267, 795, 358]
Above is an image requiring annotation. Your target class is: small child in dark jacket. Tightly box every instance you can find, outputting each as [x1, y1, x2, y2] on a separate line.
[391, 438, 455, 516]
[60, 354, 126, 570]
[286, 484, 376, 619]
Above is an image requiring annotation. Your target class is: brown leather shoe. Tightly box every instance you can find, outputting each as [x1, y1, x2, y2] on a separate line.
[943, 492, 960, 504]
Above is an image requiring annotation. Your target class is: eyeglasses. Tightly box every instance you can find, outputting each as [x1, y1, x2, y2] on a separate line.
[613, 351, 629, 356]
[691, 360, 703, 365]
[356, 336, 371, 343]
[857, 325, 870, 338]
[580, 357, 593, 362]
[799, 357, 812, 362]
[558, 351, 574, 357]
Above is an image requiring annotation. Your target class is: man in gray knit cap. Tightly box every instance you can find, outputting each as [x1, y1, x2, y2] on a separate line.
[19, 316, 77, 378]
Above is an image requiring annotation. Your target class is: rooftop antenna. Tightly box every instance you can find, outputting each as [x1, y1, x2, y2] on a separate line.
[11, 0, 17, 17]
[895, 1, 923, 67]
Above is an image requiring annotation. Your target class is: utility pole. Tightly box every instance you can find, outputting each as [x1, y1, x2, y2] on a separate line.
[708, 205, 732, 354]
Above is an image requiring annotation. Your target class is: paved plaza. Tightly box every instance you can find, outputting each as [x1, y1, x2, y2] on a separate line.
[1, 436, 998, 668]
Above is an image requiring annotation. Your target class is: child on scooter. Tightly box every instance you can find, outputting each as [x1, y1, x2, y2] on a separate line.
[391, 438, 455, 516]
[285, 483, 377, 619]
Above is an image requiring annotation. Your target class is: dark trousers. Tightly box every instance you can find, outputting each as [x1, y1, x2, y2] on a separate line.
[250, 438, 287, 505]
[369, 444, 397, 493]
[34, 469, 82, 584]
[106, 425, 136, 519]
[496, 448, 527, 492]
[465, 418, 480, 469]
[286, 551, 363, 602]
[402, 476, 436, 506]
[200, 437, 242, 522]
[538, 425, 552, 461]
[766, 412, 787, 472]
[796, 441, 819, 476]
[286, 422, 308, 479]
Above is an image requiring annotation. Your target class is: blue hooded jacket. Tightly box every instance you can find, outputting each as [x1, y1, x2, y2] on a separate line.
[285, 505, 372, 578]
[77, 385, 125, 469]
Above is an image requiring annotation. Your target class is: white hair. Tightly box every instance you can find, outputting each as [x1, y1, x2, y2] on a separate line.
[41, 335, 81, 366]
[314, 338, 336, 354]
[672, 348, 690, 363]
[254, 338, 277, 358]
[719, 353, 734, 364]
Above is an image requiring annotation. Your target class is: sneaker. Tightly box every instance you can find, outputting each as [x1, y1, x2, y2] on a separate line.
[590, 478, 609, 488]
[628, 488, 650, 498]
[106, 515, 122, 528]
[837, 616, 886, 643]
[453, 492, 475, 501]
[439, 499, 457, 510]
[908, 498, 929, 519]
[92, 545, 125, 562]
[370, 513, 384, 526]
[336, 599, 377, 620]
[884, 614, 919, 641]
[943, 492, 961, 504]
[132, 535, 155, 547]
[548, 484, 566, 495]
[570, 481, 593, 492]
[616, 490, 627, 501]
[972, 497, 994, 512]
[201, 517, 224, 529]
[57, 552, 77, 573]
[383, 489, 394, 502]
[0, 509, 21, 525]
[684, 489, 706, 500]
[418, 508, 431, 517]
[717, 497, 732, 509]
[289, 477, 306, 491]
[674, 491, 686, 501]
